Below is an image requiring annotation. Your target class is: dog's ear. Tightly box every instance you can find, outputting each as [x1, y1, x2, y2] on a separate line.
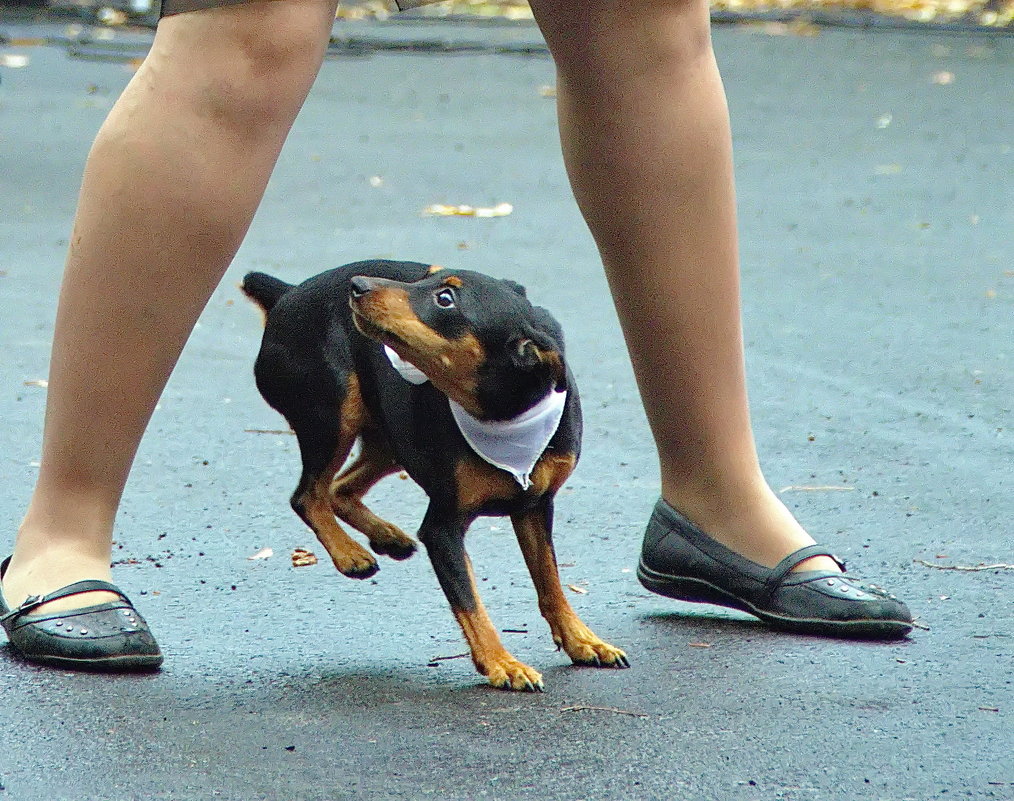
[512, 337, 567, 392]
[529, 305, 564, 351]
[512, 338, 541, 369]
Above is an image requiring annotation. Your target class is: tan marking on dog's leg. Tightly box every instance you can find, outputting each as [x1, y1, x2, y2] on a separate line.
[453, 596, 544, 692]
[294, 374, 378, 578]
[511, 504, 628, 669]
[525, 451, 578, 497]
[331, 437, 416, 559]
[300, 477, 379, 578]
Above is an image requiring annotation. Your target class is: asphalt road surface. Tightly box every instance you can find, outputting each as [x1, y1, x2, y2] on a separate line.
[0, 16, 1011, 801]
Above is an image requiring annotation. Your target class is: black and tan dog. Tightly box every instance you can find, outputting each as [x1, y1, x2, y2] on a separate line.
[242, 260, 627, 691]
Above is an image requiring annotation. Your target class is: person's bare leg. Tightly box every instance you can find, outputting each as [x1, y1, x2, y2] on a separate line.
[3, 0, 340, 613]
[530, 0, 839, 572]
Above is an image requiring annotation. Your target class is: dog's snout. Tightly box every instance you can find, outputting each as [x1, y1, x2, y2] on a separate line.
[349, 276, 374, 299]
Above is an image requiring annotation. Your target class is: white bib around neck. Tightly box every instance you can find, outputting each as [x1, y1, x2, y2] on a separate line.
[383, 345, 566, 489]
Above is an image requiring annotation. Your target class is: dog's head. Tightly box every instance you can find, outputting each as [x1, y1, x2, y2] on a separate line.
[349, 268, 567, 421]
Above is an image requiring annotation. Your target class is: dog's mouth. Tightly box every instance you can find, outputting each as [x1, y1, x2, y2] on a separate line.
[349, 292, 486, 418]
[350, 305, 429, 377]
[349, 304, 387, 340]
[349, 301, 408, 348]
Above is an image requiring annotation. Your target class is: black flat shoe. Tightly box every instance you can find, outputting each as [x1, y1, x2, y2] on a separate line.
[0, 556, 163, 671]
[637, 499, 913, 639]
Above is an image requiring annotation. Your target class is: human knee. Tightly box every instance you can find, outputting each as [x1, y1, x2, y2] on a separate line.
[532, 0, 713, 86]
[153, 0, 335, 132]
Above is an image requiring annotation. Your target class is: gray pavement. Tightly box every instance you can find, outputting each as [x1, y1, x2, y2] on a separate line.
[1, 17, 1011, 801]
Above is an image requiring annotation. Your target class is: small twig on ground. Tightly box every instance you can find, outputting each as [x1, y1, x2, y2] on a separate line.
[910, 620, 931, 631]
[915, 560, 1014, 572]
[778, 485, 855, 493]
[244, 428, 295, 435]
[428, 652, 470, 663]
[560, 705, 648, 718]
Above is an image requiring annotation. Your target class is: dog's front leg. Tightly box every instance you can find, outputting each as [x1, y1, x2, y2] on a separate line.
[418, 505, 545, 692]
[512, 499, 628, 669]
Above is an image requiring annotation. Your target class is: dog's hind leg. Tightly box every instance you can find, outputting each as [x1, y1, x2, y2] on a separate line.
[289, 377, 379, 579]
[418, 506, 544, 692]
[330, 429, 417, 560]
[511, 499, 629, 669]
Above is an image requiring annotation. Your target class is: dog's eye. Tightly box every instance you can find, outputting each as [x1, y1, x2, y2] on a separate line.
[433, 288, 456, 309]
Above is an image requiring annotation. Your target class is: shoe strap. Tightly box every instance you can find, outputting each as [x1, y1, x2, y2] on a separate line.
[0, 579, 130, 625]
[762, 545, 847, 602]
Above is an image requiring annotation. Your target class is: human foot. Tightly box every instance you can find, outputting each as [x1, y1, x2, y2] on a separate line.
[0, 555, 162, 670]
[638, 498, 912, 638]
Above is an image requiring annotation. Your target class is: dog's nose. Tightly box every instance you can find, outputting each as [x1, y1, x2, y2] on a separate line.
[349, 276, 374, 298]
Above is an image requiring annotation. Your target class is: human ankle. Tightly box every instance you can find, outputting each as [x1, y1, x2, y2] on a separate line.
[658, 478, 841, 572]
[3, 547, 118, 611]
[659, 471, 771, 530]
[5, 516, 118, 609]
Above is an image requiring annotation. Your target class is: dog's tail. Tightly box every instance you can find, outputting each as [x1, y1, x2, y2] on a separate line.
[241, 272, 293, 313]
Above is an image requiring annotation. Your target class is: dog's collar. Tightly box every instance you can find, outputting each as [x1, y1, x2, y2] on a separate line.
[384, 345, 567, 489]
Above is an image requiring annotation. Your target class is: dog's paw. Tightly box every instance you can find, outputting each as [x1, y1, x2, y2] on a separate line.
[563, 638, 630, 669]
[333, 552, 380, 579]
[359, 519, 417, 561]
[549, 615, 630, 668]
[485, 659, 545, 693]
[370, 536, 417, 561]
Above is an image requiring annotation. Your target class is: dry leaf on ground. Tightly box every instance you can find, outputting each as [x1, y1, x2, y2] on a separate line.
[96, 7, 128, 25]
[0, 55, 30, 69]
[291, 547, 318, 567]
[423, 202, 513, 218]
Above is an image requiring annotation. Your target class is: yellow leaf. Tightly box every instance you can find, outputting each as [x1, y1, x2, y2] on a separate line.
[423, 202, 512, 218]
[0, 54, 30, 69]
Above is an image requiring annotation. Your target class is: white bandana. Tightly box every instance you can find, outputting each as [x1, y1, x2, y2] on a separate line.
[384, 345, 567, 489]
[384, 345, 429, 385]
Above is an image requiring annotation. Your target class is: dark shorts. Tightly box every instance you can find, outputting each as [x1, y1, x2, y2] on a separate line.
[160, 0, 249, 17]
[160, 0, 433, 18]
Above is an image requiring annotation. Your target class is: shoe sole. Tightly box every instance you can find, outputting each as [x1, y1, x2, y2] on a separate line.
[8, 647, 164, 672]
[637, 560, 913, 639]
